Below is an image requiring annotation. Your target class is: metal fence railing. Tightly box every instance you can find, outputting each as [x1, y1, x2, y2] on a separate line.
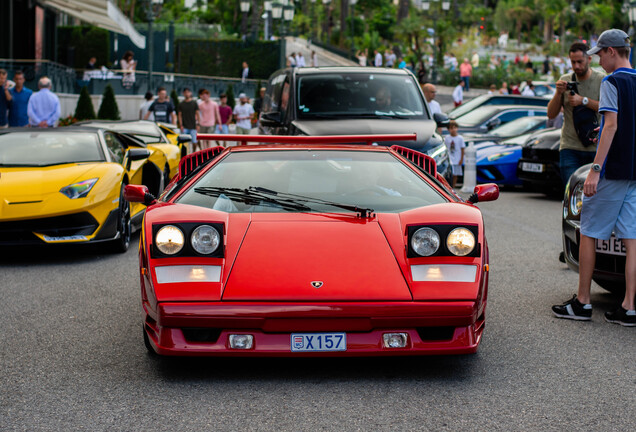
[0, 58, 261, 98]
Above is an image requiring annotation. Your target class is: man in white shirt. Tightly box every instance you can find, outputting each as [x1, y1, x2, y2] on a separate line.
[521, 82, 536, 96]
[296, 52, 306, 67]
[374, 49, 383, 67]
[452, 80, 464, 107]
[241, 62, 249, 83]
[233, 93, 254, 135]
[422, 83, 441, 116]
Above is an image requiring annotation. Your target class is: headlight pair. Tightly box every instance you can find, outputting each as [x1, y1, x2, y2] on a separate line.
[154, 223, 223, 257]
[409, 225, 478, 257]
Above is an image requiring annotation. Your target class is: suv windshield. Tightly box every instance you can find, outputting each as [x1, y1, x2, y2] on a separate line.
[0, 132, 104, 166]
[177, 150, 446, 213]
[297, 73, 428, 119]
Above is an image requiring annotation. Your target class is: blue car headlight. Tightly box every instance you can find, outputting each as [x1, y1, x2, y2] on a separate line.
[59, 178, 98, 199]
[487, 151, 514, 162]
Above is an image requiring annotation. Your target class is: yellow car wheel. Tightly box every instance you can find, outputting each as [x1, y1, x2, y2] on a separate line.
[109, 183, 132, 253]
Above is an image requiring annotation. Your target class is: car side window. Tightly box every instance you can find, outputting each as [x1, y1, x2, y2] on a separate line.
[104, 132, 124, 164]
[263, 73, 286, 114]
[280, 79, 291, 122]
[497, 111, 527, 124]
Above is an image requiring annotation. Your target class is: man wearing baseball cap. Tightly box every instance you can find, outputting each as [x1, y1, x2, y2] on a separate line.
[233, 93, 254, 135]
[552, 29, 636, 326]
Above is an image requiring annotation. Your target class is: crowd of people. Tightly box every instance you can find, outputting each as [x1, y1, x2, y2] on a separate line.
[0, 70, 60, 129]
[140, 85, 266, 151]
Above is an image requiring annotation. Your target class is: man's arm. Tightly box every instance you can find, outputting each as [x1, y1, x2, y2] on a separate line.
[547, 80, 566, 119]
[4, 84, 12, 102]
[47, 96, 61, 126]
[568, 93, 599, 112]
[178, 111, 184, 131]
[144, 102, 154, 120]
[584, 112, 616, 196]
[171, 111, 177, 125]
[27, 98, 41, 125]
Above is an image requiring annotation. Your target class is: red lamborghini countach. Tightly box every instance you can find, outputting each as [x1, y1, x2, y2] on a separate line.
[125, 134, 499, 357]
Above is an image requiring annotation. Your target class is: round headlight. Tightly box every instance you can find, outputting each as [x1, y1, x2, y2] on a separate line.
[446, 228, 475, 256]
[570, 183, 583, 217]
[191, 225, 220, 255]
[411, 228, 440, 256]
[156, 225, 184, 255]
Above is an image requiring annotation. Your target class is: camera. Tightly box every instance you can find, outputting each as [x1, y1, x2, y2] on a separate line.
[566, 81, 579, 95]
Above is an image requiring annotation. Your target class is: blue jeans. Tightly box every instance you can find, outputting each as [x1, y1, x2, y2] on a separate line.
[461, 76, 470, 92]
[559, 148, 595, 186]
[183, 128, 197, 143]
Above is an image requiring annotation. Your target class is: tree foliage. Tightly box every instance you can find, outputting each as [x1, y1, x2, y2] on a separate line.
[97, 84, 121, 120]
[74, 86, 96, 121]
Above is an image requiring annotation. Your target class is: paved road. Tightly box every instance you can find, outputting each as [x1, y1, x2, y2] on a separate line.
[1, 191, 634, 431]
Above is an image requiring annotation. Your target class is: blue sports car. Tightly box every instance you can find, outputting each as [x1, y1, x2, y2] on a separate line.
[468, 117, 550, 187]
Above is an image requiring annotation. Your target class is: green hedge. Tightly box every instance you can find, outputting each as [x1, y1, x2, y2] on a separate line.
[57, 26, 110, 69]
[175, 39, 282, 80]
[438, 66, 537, 88]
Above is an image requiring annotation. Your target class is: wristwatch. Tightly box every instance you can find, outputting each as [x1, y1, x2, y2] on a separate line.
[591, 163, 602, 172]
[582, 97, 589, 106]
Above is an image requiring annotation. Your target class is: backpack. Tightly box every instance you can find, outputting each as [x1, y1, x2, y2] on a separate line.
[571, 73, 599, 147]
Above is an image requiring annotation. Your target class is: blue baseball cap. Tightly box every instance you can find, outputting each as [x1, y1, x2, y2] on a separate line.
[587, 29, 631, 55]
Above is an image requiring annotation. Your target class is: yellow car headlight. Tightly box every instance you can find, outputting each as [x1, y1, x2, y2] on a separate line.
[59, 178, 98, 199]
[446, 228, 475, 256]
[156, 225, 185, 255]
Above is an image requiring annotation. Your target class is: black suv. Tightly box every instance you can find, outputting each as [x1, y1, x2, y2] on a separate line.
[259, 67, 451, 179]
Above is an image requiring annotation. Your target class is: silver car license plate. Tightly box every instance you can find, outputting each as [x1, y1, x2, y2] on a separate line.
[290, 333, 347, 352]
[521, 162, 544, 173]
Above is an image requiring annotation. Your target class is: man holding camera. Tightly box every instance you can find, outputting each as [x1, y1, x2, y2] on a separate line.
[547, 42, 605, 186]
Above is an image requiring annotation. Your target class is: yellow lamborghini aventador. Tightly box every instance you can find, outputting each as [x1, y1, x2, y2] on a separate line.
[0, 127, 168, 252]
[74, 120, 189, 182]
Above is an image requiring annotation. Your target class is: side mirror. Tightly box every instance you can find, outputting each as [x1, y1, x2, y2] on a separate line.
[433, 112, 450, 128]
[260, 112, 282, 127]
[128, 148, 151, 161]
[468, 183, 499, 204]
[177, 134, 192, 144]
[486, 118, 502, 130]
[124, 184, 157, 206]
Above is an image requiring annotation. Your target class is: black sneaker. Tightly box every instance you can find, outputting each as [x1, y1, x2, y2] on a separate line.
[604, 307, 636, 327]
[552, 295, 592, 321]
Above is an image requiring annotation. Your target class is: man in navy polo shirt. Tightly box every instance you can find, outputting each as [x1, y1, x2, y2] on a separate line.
[8, 71, 32, 127]
[552, 29, 636, 326]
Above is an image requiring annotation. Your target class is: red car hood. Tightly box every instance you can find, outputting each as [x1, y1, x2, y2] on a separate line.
[222, 218, 411, 301]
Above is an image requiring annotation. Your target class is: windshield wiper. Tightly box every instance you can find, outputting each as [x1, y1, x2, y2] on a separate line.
[249, 186, 375, 218]
[194, 187, 313, 212]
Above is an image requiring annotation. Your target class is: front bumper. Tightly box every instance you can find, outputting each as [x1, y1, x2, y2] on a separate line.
[143, 301, 486, 357]
[477, 162, 521, 186]
[0, 209, 119, 246]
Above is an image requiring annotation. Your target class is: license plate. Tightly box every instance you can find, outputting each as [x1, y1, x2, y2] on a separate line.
[290, 333, 346, 352]
[596, 237, 626, 256]
[521, 162, 544, 173]
[42, 235, 87, 242]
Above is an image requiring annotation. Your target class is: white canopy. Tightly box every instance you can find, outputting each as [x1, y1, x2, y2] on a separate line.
[40, 0, 146, 48]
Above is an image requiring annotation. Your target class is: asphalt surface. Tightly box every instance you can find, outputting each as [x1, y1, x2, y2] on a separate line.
[1, 191, 634, 431]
